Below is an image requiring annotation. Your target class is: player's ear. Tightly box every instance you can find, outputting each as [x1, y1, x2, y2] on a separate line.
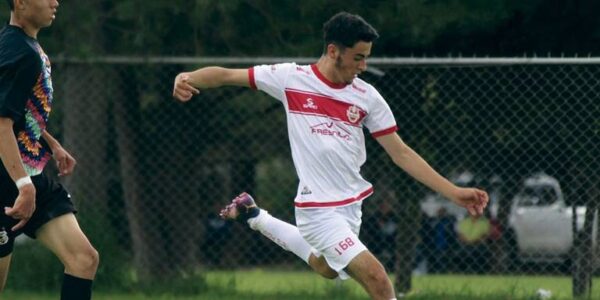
[14, 0, 25, 10]
[326, 44, 339, 59]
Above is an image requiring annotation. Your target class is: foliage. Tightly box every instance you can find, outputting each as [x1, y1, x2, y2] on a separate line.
[9, 241, 63, 292]
[6, 270, 600, 299]
[2, 0, 598, 57]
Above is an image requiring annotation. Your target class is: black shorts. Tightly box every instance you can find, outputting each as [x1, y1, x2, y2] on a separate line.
[0, 169, 76, 257]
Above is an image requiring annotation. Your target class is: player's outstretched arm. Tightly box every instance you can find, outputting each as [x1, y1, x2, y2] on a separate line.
[173, 67, 250, 102]
[375, 132, 489, 216]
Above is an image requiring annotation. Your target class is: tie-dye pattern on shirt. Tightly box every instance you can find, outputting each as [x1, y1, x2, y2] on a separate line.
[17, 43, 53, 176]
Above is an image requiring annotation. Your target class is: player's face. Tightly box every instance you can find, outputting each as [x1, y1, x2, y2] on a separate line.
[21, 0, 59, 28]
[334, 41, 371, 85]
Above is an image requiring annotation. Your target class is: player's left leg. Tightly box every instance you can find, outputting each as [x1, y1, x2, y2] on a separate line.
[308, 254, 338, 279]
[250, 210, 340, 279]
[0, 224, 17, 293]
[220, 193, 339, 278]
[0, 254, 12, 292]
[36, 213, 98, 300]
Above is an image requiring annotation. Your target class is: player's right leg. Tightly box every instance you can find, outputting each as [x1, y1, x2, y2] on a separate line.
[295, 202, 396, 300]
[25, 173, 98, 300]
[36, 213, 99, 299]
[220, 192, 338, 279]
[36, 213, 99, 279]
[345, 250, 395, 300]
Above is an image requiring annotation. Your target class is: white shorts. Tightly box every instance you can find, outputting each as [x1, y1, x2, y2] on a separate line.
[295, 201, 367, 275]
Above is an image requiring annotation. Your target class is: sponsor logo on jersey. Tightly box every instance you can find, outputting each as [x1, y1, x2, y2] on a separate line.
[310, 122, 351, 140]
[303, 98, 318, 110]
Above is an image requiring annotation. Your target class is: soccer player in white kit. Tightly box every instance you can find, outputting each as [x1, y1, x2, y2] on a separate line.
[173, 12, 489, 300]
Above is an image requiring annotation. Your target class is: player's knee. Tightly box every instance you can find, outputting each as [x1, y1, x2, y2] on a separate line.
[88, 247, 100, 271]
[365, 268, 391, 287]
[65, 246, 99, 274]
[375, 271, 392, 287]
[83, 246, 100, 272]
[78, 247, 99, 272]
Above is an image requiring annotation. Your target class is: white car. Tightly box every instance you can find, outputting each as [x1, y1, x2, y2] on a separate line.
[508, 172, 598, 263]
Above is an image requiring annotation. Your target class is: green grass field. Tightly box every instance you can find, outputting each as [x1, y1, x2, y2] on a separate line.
[4, 269, 600, 300]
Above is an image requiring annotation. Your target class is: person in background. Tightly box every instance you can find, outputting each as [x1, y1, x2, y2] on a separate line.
[456, 210, 491, 273]
[430, 207, 457, 273]
[363, 197, 397, 271]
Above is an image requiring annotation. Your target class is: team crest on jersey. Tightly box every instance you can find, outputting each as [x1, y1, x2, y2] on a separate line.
[0, 227, 9, 245]
[346, 105, 361, 123]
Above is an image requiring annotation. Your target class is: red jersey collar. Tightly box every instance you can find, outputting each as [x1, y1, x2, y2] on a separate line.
[311, 64, 348, 89]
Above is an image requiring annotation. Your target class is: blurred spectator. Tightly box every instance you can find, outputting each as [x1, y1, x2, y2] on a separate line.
[363, 200, 397, 270]
[488, 214, 502, 242]
[430, 207, 457, 273]
[202, 202, 232, 266]
[456, 212, 491, 273]
[413, 211, 434, 275]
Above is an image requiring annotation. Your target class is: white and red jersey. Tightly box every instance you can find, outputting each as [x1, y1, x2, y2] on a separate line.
[249, 63, 397, 208]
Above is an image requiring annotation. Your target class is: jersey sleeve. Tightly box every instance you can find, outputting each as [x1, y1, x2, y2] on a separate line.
[364, 87, 398, 138]
[248, 63, 296, 102]
[0, 51, 40, 121]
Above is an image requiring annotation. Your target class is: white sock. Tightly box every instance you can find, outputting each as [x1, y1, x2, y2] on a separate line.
[247, 209, 313, 263]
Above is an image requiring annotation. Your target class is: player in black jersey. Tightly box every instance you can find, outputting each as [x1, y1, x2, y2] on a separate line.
[0, 1, 98, 299]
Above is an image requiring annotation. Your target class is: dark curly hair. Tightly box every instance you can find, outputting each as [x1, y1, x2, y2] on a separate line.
[6, 0, 14, 11]
[322, 12, 379, 53]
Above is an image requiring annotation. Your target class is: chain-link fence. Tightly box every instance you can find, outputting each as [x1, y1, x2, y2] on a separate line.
[38, 57, 600, 293]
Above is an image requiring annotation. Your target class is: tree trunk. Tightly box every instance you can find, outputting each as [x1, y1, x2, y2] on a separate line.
[571, 97, 598, 298]
[573, 176, 598, 298]
[394, 183, 420, 294]
[491, 176, 520, 274]
[157, 144, 203, 272]
[111, 72, 160, 280]
[60, 63, 110, 225]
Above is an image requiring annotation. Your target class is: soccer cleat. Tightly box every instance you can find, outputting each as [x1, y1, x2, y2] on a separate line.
[219, 192, 261, 222]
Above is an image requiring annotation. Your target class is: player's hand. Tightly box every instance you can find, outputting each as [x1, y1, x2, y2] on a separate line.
[449, 187, 489, 216]
[52, 146, 76, 177]
[173, 73, 200, 102]
[5, 184, 36, 231]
